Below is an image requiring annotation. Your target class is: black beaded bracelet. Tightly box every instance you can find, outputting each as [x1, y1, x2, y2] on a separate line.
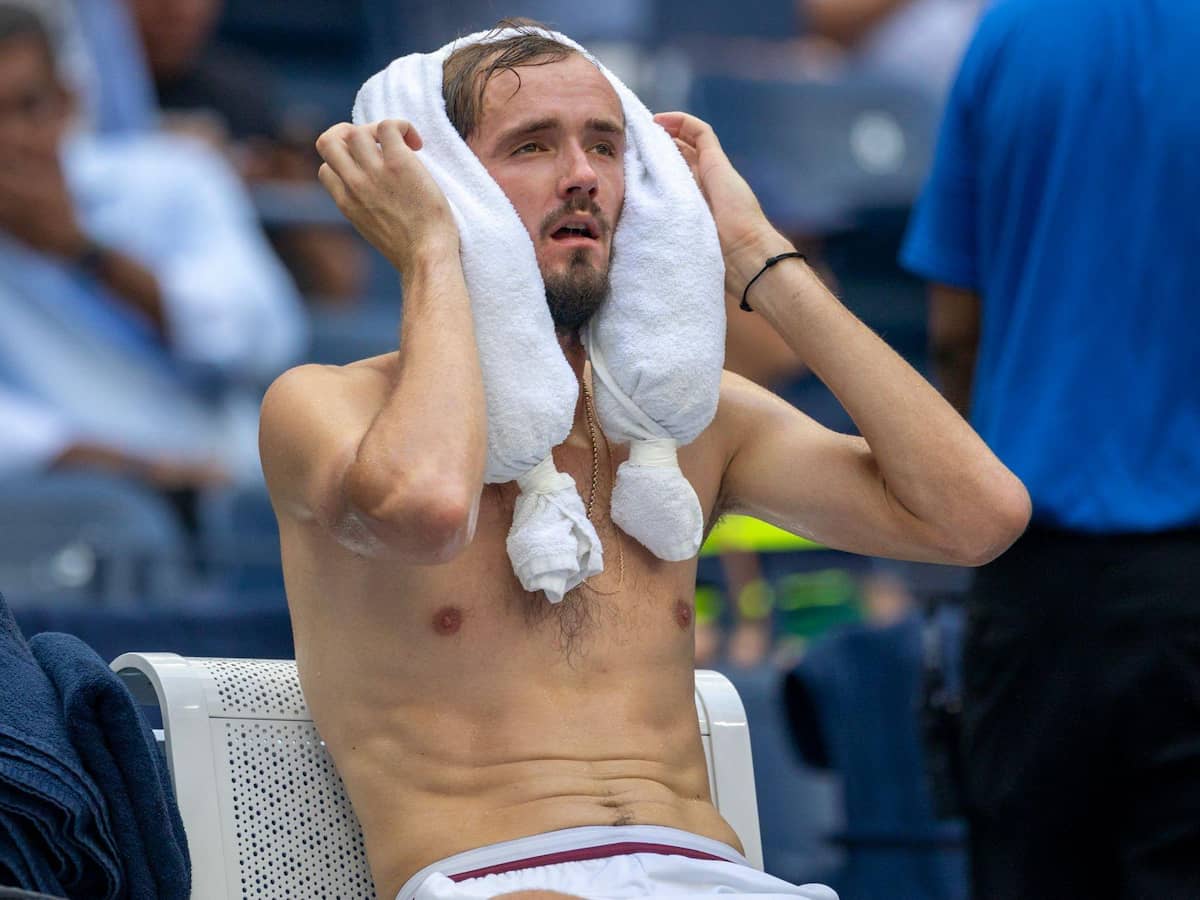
[740, 251, 807, 312]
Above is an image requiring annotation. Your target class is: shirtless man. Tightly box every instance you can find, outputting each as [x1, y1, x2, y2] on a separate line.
[259, 26, 1030, 900]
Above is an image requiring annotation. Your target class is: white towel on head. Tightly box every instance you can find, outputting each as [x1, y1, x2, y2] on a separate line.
[577, 50, 725, 562]
[353, 40, 601, 603]
[352, 26, 724, 597]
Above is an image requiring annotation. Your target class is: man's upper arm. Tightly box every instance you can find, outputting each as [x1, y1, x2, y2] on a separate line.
[715, 373, 953, 564]
[258, 364, 383, 530]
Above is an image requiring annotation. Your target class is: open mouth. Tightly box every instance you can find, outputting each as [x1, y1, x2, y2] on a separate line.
[549, 219, 600, 242]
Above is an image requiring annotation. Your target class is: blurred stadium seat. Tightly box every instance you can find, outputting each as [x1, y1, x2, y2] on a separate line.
[0, 473, 191, 608]
[13, 604, 294, 665]
[720, 663, 845, 887]
[218, 0, 376, 127]
[653, 0, 799, 44]
[393, 0, 655, 48]
[784, 615, 968, 900]
[198, 485, 287, 608]
[686, 74, 940, 234]
[306, 304, 402, 366]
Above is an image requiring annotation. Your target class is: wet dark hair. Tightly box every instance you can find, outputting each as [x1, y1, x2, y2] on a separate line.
[442, 18, 577, 140]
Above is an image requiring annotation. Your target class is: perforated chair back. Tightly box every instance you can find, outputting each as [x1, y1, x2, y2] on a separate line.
[112, 654, 762, 900]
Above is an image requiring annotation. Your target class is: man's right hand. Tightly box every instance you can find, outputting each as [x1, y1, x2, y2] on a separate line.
[315, 120, 459, 276]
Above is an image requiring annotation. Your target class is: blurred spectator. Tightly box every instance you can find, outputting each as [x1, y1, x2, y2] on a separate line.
[901, 0, 1200, 895]
[69, 0, 158, 134]
[799, 0, 984, 99]
[0, 2, 305, 493]
[129, 0, 369, 303]
[131, 0, 276, 151]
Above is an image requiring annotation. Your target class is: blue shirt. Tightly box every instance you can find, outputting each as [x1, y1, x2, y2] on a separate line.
[900, 0, 1200, 533]
[0, 132, 307, 482]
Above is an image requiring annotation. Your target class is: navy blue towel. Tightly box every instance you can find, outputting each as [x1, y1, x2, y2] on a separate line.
[29, 632, 189, 900]
[0, 594, 119, 897]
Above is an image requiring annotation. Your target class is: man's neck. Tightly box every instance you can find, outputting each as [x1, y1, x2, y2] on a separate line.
[558, 329, 591, 450]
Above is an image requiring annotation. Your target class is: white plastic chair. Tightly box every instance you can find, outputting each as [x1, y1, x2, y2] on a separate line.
[111, 654, 763, 900]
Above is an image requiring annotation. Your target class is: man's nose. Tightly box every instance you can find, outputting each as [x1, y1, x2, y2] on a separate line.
[557, 144, 598, 198]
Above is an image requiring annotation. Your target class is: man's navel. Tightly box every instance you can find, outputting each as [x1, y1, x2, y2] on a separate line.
[432, 605, 464, 636]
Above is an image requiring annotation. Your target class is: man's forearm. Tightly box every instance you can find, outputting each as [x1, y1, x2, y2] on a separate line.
[733, 238, 1024, 552]
[345, 246, 487, 555]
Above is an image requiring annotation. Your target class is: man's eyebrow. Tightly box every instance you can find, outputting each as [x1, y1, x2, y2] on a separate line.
[586, 117, 625, 136]
[491, 116, 626, 149]
[493, 117, 558, 149]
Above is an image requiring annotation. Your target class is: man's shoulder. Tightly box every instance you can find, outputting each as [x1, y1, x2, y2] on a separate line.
[263, 357, 394, 422]
[692, 370, 793, 462]
[258, 358, 396, 521]
[713, 369, 792, 427]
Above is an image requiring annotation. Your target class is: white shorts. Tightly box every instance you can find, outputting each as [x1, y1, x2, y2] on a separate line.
[399, 825, 838, 900]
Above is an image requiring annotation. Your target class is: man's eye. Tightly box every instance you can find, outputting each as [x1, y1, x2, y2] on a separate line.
[513, 142, 541, 155]
[593, 143, 616, 156]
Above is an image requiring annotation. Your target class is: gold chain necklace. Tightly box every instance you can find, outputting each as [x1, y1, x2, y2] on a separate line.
[580, 374, 625, 593]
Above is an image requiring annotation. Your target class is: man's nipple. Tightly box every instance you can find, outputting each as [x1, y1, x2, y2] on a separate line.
[432, 606, 464, 636]
[674, 598, 694, 630]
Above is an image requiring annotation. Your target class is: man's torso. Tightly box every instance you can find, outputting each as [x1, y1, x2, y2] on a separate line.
[278, 358, 743, 899]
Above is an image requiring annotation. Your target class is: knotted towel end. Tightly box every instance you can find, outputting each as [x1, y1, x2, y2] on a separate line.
[508, 455, 604, 602]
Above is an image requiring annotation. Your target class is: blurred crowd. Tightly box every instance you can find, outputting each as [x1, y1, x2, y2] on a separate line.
[9, 0, 1200, 895]
[0, 1, 985, 895]
[7, 0, 1197, 897]
[0, 0, 985, 645]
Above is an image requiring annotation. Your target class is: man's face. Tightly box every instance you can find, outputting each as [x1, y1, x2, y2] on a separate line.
[467, 53, 625, 333]
[0, 36, 69, 162]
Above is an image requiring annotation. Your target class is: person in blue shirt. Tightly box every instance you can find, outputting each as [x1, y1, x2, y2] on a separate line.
[0, 3, 306, 488]
[901, 0, 1200, 896]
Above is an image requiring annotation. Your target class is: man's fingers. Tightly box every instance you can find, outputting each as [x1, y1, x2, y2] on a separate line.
[672, 136, 700, 169]
[316, 162, 348, 206]
[374, 118, 423, 153]
[672, 137, 704, 191]
[315, 122, 354, 156]
[374, 119, 423, 171]
[654, 110, 726, 159]
[314, 123, 357, 180]
[345, 123, 383, 170]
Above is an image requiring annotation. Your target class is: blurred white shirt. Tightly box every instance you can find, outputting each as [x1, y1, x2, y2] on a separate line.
[849, 0, 986, 100]
[0, 131, 307, 483]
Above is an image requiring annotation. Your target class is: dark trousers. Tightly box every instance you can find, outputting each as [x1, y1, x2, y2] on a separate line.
[962, 525, 1200, 900]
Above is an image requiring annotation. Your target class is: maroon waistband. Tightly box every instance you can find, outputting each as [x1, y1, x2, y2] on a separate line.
[450, 841, 728, 882]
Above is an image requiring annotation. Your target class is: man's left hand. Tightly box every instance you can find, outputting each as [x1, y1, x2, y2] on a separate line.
[0, 154, 87, 259]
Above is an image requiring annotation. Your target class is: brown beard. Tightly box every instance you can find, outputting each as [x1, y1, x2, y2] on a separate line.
[544, 249, 611, 334]
[539, 194, 616, 335]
